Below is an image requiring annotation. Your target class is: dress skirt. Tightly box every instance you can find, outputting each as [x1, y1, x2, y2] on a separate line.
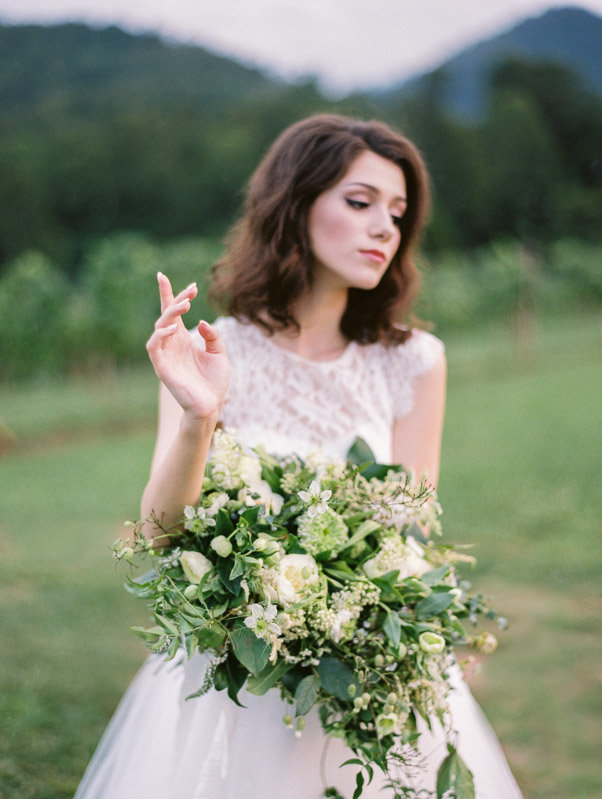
[75, 651, 522, 798]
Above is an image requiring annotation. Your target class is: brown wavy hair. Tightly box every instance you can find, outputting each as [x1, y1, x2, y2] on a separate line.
[210, 114, 430, 344]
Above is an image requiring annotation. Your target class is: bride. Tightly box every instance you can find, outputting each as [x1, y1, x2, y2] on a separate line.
[75, 115, 522, 798]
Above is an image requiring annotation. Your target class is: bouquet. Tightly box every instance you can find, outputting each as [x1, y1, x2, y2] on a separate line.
[115, 430, 505, 799]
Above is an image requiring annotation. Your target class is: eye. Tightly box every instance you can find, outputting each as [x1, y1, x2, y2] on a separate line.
[345, 199, 369, 210]
[391, 214, 403, 228]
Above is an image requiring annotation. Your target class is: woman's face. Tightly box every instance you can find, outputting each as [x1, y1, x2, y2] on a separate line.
[307, 150, 407, 292]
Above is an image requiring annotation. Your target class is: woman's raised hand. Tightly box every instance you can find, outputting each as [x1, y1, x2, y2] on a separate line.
[146, 272, 229, 421]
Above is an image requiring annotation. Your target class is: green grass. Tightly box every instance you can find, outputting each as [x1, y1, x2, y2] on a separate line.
[0, 363, 159, 442]
[0, 313, 600, 798]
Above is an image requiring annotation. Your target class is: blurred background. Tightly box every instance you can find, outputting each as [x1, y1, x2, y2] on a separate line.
[0, 2, 600, 797]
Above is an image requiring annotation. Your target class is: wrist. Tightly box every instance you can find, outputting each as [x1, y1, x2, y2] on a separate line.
[179, 409, 219, 437]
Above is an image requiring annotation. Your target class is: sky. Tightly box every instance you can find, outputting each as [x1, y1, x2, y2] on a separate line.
[1, 0, 601, 93]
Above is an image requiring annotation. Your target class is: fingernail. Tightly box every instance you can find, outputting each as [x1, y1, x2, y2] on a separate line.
[157, 271, 164, 280]
[186, 282, 197, 291]
[166, 323, 177, 331]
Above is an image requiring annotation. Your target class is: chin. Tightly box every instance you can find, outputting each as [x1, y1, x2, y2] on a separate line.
[348, 272, 386, 291]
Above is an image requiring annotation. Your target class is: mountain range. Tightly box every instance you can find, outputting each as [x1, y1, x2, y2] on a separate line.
[381, 6, 602, 116]
[0, 6, 600, 121]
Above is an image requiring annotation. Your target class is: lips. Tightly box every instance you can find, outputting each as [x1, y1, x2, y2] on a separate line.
[359, 249, 387, 264]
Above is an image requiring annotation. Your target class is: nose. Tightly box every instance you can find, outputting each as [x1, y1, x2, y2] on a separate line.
[369, 205, 397, 240]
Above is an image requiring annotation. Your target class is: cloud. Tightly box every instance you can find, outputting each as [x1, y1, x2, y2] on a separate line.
[1, 0, 601, 92]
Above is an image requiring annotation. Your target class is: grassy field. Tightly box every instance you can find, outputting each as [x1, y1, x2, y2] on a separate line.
[0, 313, 600, 798]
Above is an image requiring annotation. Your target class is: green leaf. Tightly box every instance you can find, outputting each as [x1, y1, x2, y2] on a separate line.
[342, 520, 381, 550]
[415, 591, 455, 619]
[324, 567, 363, 583]
[231, 627, 271, 675]
[184, 632, 197, 659]
[317, 657, 359, 701]
[211, 600, 230, 617]
[165, 636, 180, 660]
[229, 556, 246, 580]
[281, 665, 306, 695]
[246, 659, 293, 696]
[260, 464, 283, 493]
[197, 625, 226, 649]
[421, 565, 451, 586]
[370, 576, 404, 603]
[177, 614, 196, 634]
[352, 770, 364, 799]
[153, 613, 179, 636]
[360, 462, 401, 480]
[294, 674, 321, 716]
[383, 611, 401, 648]
[129, 625, 163, 643]
[436, 745, 475, 799]
[376, 569, 401, 585]
[124, 572, 158, 596]
[218, 655, 248, 707]
[346, 436, 376, 465]
[217, 559, 242, 595]
[241, 505, 261, 525]
[285, 533, 306, 554]
[215, 508, 234, 536]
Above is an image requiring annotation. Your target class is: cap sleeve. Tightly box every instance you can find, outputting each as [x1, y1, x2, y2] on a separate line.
[386, 329, 445, 420]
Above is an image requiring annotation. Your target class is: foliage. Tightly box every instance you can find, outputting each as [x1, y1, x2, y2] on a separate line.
[0, 233, 219, 380]
[1, 231, 600, 380]
[0, 250, 71, 378]
[0, 22, 601, 270]
[116, 431, 507, 797]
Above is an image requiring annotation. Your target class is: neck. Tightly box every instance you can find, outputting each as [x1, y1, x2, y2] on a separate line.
[272, 285, 349, 360]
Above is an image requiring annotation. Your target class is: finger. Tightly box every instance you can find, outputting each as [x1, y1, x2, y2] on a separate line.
[173, 281, 198, 304]
[146, 323, 178, 354]
[154, 296, 192, 331]
[157, 272, 175, 314]
[197, 320, 226, 355]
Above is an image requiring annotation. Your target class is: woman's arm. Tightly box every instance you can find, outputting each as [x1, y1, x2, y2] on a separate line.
[140, 273, 229, 543]
[391, 346, 447, 487]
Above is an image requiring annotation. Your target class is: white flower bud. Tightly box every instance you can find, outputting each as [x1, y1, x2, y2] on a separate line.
[183, 584, 198, 600]
[419, 631, 446, 655]
[210, 535, 233, 558]
[180, 551, 213, 584]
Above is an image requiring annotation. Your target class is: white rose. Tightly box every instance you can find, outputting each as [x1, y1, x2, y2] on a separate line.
[261, 554, 319, 606]
[363, 538, 431, 581]
[180, 551, 213, 584]
[238, 455, 263, 487]
[273, 573, 297, 606]
[396, 550, 431, 580]
[241, 477, 284, 516]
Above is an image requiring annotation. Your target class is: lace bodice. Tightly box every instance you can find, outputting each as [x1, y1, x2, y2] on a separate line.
[208, 317, 444, 464]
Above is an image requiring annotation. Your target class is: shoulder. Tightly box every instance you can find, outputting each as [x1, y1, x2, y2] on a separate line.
[385, 328, 446, 379]
[380, 329, 445, 420]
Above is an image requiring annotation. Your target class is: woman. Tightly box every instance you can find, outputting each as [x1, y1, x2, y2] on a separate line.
[76, 115, 522, 798]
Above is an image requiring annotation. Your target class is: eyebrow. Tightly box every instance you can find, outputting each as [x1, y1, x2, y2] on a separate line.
[344, 182, 407, 204]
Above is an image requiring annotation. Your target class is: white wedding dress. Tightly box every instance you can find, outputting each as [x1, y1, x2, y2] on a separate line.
[75, 318, 522, 799]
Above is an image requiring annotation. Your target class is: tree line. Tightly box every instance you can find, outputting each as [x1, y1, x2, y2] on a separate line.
[1, 232, 599, 381]
[0, 48, 600, 274]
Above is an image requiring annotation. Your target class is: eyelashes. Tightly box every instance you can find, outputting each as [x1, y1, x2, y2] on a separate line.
[346, 199, 368, 210]
[345, 198, 403, 228]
